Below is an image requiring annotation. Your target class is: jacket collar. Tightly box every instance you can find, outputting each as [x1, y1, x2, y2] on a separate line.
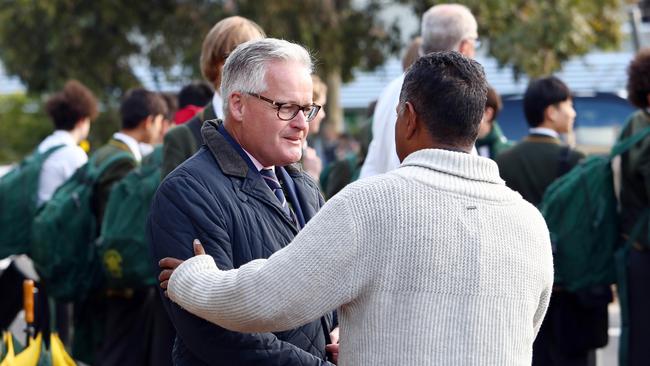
[201, 119, 306, 231]
[201, 119, 303, 178]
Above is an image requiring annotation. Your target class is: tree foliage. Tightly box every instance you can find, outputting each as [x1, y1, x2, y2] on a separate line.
[0, 94, 50, 164]
[0, 0, 225, 97]
[402, 0, 626, 77]
[231, 0, 401, 82]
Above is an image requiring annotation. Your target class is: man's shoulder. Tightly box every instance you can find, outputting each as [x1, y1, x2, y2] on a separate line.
[165, 123, 194, 145]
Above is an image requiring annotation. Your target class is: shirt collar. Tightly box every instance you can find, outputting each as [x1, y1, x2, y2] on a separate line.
[51, 130, 77, 145]
[212, 92, 223, 119]
[528, 127, 560, 139]
[242, 148, 273, 172]
[113, 132, 142, 162]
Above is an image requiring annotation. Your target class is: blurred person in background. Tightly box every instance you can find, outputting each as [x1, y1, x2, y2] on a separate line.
[162, 16, 265, 178]
[76, 88, 168, 366]
[496, 76, 604, 366]
[174, 82, 213, 125]
[360, 3, 479, 178]
[475, 86, 511, 159]
[0, 79, 99, 345]
[302, 75, 327, 182]
[38, 80, 99, 205]
[616, 48, 650, 366]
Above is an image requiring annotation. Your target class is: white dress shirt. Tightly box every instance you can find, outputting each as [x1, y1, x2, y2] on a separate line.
[528, 127, 560, 139]
[37, 130, 87, 206]
[359, 74, 404, 179]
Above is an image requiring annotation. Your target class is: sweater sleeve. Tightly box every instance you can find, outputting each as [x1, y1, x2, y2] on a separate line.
[149, 173, 332, 365]
[167, 189, 362, 334]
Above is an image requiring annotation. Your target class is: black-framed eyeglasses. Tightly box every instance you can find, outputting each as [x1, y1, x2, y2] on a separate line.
[247, 92, 321, 122]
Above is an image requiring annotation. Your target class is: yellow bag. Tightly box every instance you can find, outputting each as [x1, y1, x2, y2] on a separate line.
[1, 332, 41, 366]
[49, 334, 74, 366]
[0, 332, 17, 365]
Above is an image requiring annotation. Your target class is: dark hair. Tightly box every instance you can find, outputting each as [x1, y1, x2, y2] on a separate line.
[160, 92, 178, 120]
[178, 82, 213, 108]
[523, 76, 571, 128]
[120, 88, 167, 130]
[627, 48, 650, 109]
[45, 80, 98, 130]
[399, 51, 487, 146]
[486, 86, 502, 122]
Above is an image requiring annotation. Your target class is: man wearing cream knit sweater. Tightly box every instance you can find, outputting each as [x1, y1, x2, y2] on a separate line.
[160, 52, 554, 365]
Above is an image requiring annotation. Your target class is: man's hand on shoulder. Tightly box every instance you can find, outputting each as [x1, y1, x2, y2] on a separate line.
[159, 239, 206, 296]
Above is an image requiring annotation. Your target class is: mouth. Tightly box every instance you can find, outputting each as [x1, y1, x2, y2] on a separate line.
[284, 136, 303, 144]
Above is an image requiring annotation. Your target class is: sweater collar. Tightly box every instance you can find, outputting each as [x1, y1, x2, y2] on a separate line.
[399, 148, 504, 184]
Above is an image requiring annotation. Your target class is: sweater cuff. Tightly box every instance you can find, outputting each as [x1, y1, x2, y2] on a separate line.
[168, 254, 216, 304]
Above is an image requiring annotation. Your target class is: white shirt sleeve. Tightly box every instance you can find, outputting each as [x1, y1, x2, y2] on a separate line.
[359, 75, 404, 179]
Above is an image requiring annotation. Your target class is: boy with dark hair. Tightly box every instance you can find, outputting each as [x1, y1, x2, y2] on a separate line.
[496, 77, 599, 366]
[496, 76, 583, 205]
[82, 88, 167, 365]
[91, 88, 167, 222]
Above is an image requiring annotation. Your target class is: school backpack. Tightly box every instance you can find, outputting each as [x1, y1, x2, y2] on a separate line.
[98, 146, 162, 289]
[539, 125, 650, 292]
[0, 145, 64, 258]
[30, 152, 133, 301]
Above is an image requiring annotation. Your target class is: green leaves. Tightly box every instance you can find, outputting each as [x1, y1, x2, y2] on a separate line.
[402, 0, 624, 77]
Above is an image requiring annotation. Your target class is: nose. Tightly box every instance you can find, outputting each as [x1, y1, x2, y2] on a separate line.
[289, 110, 309, 131]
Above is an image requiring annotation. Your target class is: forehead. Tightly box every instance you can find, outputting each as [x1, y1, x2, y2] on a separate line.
[263, 61, 312, 97]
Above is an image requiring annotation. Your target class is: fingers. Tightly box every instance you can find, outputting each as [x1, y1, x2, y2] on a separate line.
[159, 269, 174, 283]
[160, 280, 168, 290]
[193, 239, 206, 256]
[159, 257, 183, 270]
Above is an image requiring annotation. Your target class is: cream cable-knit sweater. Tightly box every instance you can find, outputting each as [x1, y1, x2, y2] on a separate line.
[168, 148, 554, 365]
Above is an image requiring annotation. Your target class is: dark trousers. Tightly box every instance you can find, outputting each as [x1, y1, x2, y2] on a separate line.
[533, 291, 603, 366]
[97, 286, 174, 366]
[626, 249, 650, 366]
[0, 262, 25, 330]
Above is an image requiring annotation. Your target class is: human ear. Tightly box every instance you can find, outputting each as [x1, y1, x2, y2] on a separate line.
[229, 92, 245, 121]
[404, 102, 419, 140]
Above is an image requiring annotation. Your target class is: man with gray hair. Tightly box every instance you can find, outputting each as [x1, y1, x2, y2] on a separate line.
[147, 38, 334, 365]
[360, 3, 479, 178]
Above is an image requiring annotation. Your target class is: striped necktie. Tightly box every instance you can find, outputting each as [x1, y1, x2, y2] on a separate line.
[259, 168, 292, 218]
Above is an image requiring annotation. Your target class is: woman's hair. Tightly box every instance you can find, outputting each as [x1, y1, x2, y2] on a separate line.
[200, 16, 265, 89]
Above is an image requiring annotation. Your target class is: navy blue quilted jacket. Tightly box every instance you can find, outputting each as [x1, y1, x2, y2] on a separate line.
[148, 120, 333, 365]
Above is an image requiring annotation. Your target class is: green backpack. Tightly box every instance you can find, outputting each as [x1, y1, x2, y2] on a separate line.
[30, 152, 133, 301]
[98, 146, 163, 289]
[539, 125, 650, 292]
[0, 145, 64, 258]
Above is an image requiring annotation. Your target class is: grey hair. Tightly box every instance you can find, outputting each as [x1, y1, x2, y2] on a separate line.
[220, 38, 313, 117]
[421, 4, 477, 55]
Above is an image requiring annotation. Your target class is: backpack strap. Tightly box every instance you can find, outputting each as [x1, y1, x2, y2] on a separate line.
[40, 144, 66, 158]
[87, 152, 135, 180]
[610, 125, 650, 158]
